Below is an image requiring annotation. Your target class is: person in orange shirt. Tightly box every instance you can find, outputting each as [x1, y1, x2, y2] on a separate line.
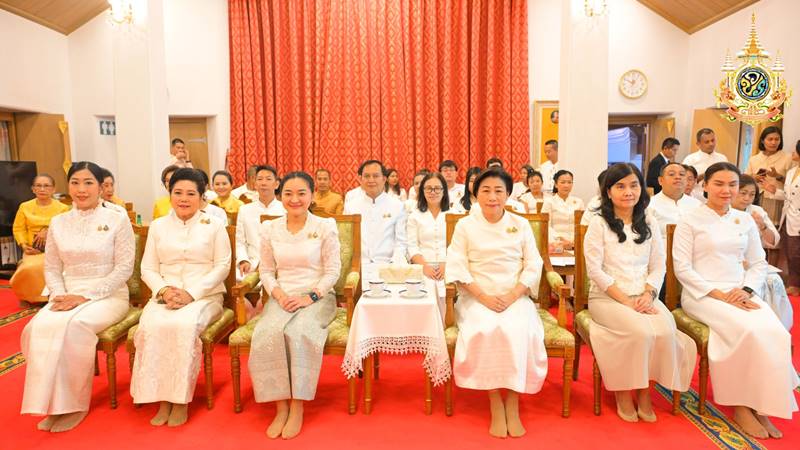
[312, 169, 343, 215]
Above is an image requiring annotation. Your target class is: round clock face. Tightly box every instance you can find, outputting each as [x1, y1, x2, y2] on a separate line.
[619, 70, 647, 99]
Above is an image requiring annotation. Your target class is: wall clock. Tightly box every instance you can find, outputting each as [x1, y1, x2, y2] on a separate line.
[619, 69, 648, 99]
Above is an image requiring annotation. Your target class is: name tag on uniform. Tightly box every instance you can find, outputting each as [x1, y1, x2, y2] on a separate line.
[200, 218, 212, 224]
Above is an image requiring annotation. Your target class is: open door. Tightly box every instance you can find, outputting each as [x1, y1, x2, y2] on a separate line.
[169, 118, 210, 176]
[690, 109, 742, 165]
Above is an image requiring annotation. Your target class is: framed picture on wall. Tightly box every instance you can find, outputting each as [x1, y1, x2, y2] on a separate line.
[532, 100, 559, 165]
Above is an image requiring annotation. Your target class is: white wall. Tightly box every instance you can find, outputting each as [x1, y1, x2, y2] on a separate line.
[0, 10, 71, 115]
[528, 0, 562, 102]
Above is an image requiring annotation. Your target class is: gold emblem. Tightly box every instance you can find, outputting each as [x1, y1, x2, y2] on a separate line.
[308, 232, 319, 239]
[383, 213, 392, 219]
[200, 218, 211, 224]
[97, 225, 109, 231]
[506, 226, 518, 234]
[734, 218, 740, 224]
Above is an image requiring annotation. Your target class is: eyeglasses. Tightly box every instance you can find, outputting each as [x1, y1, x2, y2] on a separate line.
[423, 187, 444, 194]
[33, 184, 53, 189]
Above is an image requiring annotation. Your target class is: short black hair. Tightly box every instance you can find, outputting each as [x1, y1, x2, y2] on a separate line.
[758, 126, 783, 151]
[659, 161, 684, 177]
[796, 139, 800, 156]
[100, 167, 114, 182]
[169, 168, 206, 195]
[461, 166, 482, 211]
[695, 128, 714, 142]
[738, 173, 760, 202]
[67, 161, 104, 184]
[171, 138, 185, 146]
[315, 168, 331, 177]
[358, 159, 386, 176]
[417, 172, 450, 213]
[704, 162, 740, 184]
[439, 160, 458, 171]
[280, 171, 315, 193]
[682, 164, 698, 178]
[254, 165, 279, 179]
[486, 157, 503, 168]
[544, 139, 558, 149]
[661, 137, 680, 150]
[212, 170, 234, 185]
[161, 165, 180, 184]
[526, 170, 543, 183]
[552, 169, 573, 194]
[473, 167, 513, 195]
[196, 169, 210, 186]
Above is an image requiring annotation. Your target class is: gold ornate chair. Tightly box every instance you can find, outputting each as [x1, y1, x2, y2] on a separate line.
[228, 214, 361, 413]
[238, 194, 252, 204]
[572, 211, 681, 415]
[443, 212, 574, 417]
[663, 223, 710, 415]
[226, 211, 238, 226]
[94, 223, 149, 409]
[125, 225, 239, 409]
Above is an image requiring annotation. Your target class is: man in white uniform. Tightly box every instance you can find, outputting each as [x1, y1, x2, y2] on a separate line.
[235, 165, 286, 278]
[231, 165, 259, 203]
[344, 160, 407, 264]
[439, 160, 464, 210]
[648, 162, 702, 238]
[538, 140, 559, 195]
[682, 128, 727, 198]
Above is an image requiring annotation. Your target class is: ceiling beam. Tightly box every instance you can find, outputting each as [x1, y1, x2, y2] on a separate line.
[0, 1, 69, 34]
[638, 0, 761, 35]
[686, 0, 760, 34]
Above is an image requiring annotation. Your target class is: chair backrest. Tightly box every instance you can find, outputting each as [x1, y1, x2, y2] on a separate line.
[127, 210, 137, 223]
[310, 206, 329, 217]
[536, 201, 544, 214]
[238, 194, 252, 204]
[445, 213, 469, 246]
[226, 211, 238, 226]
[664, 223, 682, 310]
[125, 202, 134, 212]
[224, 225, 237, 307]
[573, 210, 590, 313]
[646, 186, 655, 197]
[60, 194, 73, 206]
[127, 224, 151, 306]
[509, 211, 557, 300]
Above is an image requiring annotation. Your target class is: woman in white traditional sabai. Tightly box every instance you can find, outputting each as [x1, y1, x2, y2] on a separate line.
[446, 167, 547, 439]
[131, 168, 232, 427]
[248, 172, 341, 440]
[584, 163, 695, 423]
[542, 169, 584, 252]
[673, 162, 798, 439]
[732, 174, 792, 330]
[518, 170, 546, 214]
[407, 172, 451, 316]
[21, 162, 134, 432]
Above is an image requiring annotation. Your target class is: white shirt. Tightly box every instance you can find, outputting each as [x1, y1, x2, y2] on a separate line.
[235, 198, 286, 267]
[343, 191, 407, 264]
[103, 201, 128, 216]
[541, 194, 584, 242]
[775, 167, 800, 236]
[518, 192, 544, 213]
[647, 191, 702, 237]
[682, 150, 727, 198]
[142, 210, 231, 301]
[231, 183, 258, 203]
[203, 203, 228, 224]
[584, 214, 665, 296]
[745, 204, 780, 249]
[44, 205, 135, 300]
[580, 195, 602, 226]
[538, 160, 559, 194]
[468, 199, 525, 216]
[386, 188, 407, 202]
[407, 209, 447, 263]
[408, 185, 418, 201]
[673, 205, 767, 300]
[447, 184, 465, 210]
[511, 182, 527, 201]
[259, 214, 341, 296]
[344, 187, 364, 204]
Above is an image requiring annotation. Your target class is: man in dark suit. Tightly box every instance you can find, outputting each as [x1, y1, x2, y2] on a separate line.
[646, 137, 680, 194]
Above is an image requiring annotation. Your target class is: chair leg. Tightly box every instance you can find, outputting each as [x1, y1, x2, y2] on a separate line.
[106, 350, 118, 409]
[424, 373, 433, 415]
[698, 353, 709, 416]
[373, 353, 380, 380]
[204, 343, 214, 410]
[231, 346, 242, 413]
[672, 390, 681, 415]
[364, 354, 374, 414]
[348, 375, 357, 415]
[94, 352, 100, 376]
[445, 377, 453, 416]
[573, 335, 582, 381]
[562, 354, 573, 418]
[592, 358, 601, 416]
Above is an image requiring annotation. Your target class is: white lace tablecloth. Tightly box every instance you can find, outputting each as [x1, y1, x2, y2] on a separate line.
[341, 264, 452, 386]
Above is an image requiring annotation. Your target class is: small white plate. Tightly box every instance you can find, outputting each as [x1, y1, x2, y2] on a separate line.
[399, 289, 428, 299]
[363, 289, 392, 298]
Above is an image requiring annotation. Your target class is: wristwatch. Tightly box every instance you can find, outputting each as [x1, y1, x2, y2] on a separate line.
[309, 292, 320, 302]
[742, 286, 755, 297]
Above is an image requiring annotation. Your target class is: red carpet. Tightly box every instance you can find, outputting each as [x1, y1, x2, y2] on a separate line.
[1, 284, 799, 449]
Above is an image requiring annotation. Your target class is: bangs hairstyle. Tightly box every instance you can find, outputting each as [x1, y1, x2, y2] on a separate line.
[168, 168, 207, 196]
[758, 126, 783, 151]
[417, 172, 450, 213]
[682, 164, 698, 178]
[599, 163, 651, 244]
[552, 169, 573, 194]
[212, 170, 234, 185]
[738, 174, 761, 203]
[67, 161, 104, 184]
[461, 166, 482, 211]
[526, 169, 543, 184]
[473, 167, 513, 195]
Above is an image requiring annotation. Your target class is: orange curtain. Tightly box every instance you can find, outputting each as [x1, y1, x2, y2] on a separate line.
[229, 0, 530, 191]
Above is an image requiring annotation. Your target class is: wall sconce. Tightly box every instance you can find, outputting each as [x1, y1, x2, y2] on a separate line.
[108, 0, 134, 26]
[584, 0, 608, 17]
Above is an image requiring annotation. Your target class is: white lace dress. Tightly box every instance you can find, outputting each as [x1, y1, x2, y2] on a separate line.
[21, 205, 134, 415]
[130, 211, 231, 405]
[248, 214, 341, 402]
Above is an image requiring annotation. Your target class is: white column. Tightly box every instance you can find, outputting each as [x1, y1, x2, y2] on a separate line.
[558, 0, 609, 202]
[112, 0, 171, 220]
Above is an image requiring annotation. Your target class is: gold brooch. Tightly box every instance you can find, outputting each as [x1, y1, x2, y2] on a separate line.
[734, 218, 740, 224]
[506, 226, 518, 234]
[200, 218, 211, 224]
[97, 225, 109, 231]
[383, 213, 392, 218]
[308, 232, 319, 239]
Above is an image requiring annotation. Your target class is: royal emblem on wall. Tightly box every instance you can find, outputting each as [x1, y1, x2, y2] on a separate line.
[715, 13, 790, 126]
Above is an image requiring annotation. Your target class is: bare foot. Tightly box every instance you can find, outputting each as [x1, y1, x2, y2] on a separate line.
[488, 390, 507, 438]
[37, 415, 61, 431]
[504, 391, 526, 437]
[267, 400, 289, 439]
[167, 403, 188, 427]
[281, 400, 304, 439]
[637, 388, 657, 422]
[150, 402, 172, 426]
[756, 414, 783, 439]
[50, 411, 88, 432]
[733, 406, 768, 439]
[615, 391, 638, 423]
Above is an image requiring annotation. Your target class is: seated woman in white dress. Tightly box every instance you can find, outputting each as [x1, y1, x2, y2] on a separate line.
[732, 174, 792, 330]
[446, 167, 547, 439]
[21, 161, 134, 432]
[453, 166, 482, 213]
[584, 163, 695, 423]
[131, 168, 232, 427]
[541, 169, 584, 252]
[518, 170, 545, 213]
[673, 162, 799, 439]
[385, 168, 407, 201]
[248, 172, 341, 440]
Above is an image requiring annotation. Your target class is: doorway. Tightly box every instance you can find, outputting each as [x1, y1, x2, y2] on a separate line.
[169, 118, 209, 176]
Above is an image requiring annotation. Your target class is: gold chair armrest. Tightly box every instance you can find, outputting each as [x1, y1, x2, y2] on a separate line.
[545, 270, 564, 289]
[232, 271, 261, 326]
[545, 270, 569, 328]
[445, 283, 457, 328]
[343, 271, 360, 326]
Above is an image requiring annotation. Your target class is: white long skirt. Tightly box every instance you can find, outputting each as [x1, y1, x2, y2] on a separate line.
[588, 292, 696, 391]
[130, 295, 222, 404]
[682, 292, 799, 419]
[453, 293, 547, 393]
[759, 272, 793, 331]
[20, 279, 129, 415]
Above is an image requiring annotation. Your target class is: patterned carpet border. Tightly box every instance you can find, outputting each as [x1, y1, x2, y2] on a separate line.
[655, 384, 767, 450]
[0, 306, 40, 328]
[0, 352, 25, 376]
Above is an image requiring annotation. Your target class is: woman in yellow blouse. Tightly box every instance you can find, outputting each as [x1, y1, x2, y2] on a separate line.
[152, 165, 179, 220]
[10, 174, 70, 301]
[210, 170, 244, 214]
